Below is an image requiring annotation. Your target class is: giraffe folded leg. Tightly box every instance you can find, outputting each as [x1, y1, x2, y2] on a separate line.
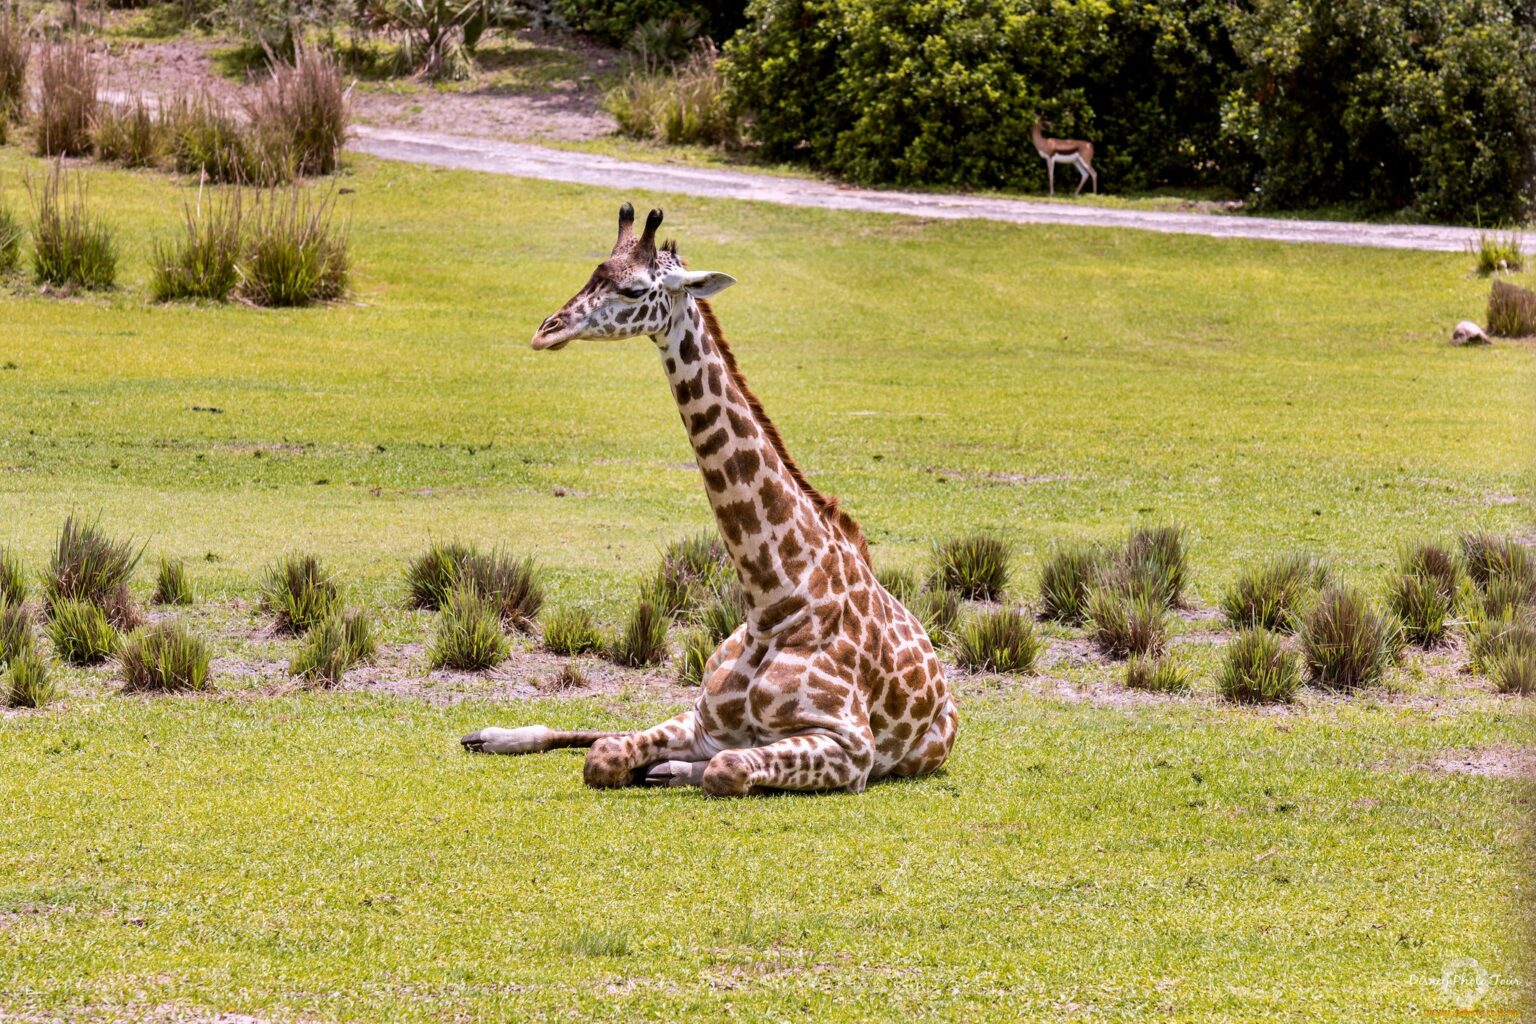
[700, 734, 869, 798]
[461, 709, 717, 789]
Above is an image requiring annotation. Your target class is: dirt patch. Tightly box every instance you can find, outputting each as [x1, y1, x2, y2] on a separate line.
[1428, 745, 1536, 779]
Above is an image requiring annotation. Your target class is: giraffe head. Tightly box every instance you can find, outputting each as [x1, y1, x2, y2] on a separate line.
[532, 204, 736, 350]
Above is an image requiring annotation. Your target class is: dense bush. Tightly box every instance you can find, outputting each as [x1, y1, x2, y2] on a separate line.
[553, 0, 747, 46]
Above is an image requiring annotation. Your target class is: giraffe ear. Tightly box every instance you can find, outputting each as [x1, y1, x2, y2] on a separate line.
[662, 268, 736, 297]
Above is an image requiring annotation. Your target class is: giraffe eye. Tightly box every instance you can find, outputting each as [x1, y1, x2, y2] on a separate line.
[617, 285, 647, 300]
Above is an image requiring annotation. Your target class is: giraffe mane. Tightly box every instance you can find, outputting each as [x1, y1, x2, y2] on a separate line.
[695, 299, 871, 565]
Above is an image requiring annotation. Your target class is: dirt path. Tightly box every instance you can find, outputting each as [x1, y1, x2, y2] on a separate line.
[349, 125, 1509, 254]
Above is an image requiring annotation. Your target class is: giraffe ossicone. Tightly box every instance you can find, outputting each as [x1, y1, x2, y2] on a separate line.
[461, 203, 958, 796]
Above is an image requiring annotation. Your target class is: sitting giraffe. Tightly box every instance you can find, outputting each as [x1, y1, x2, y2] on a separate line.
[461, 204, 958, 797]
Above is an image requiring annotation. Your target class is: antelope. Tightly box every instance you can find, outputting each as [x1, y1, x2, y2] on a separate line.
[1032, 119, 1098, 196]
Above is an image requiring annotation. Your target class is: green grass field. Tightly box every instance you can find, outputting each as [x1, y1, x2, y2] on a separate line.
[0, 148, 1531, 1022]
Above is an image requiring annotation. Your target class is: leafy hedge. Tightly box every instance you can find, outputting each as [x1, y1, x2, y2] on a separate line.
[552, 0, 748, 45]
[722, 0, 1536, 222]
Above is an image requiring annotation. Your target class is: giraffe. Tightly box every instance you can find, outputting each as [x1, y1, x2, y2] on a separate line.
[460, 204, 958, 797]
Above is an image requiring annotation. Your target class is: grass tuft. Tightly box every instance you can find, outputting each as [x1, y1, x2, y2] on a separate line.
[1459, 531, 1535, 591]
[1124, 654, 1193, 694]
[607, 44, 735, 147]
[150, 186, 245, 302]
[698, 587, 746, 644]
[163, 90, 288, 185]
[1220, 553, 1328, 632]
[46, 597, 120, 665]
[1116, 525, 1189, 609]
[0, 546, 25, 606]
[1298, 584, 1397, 691]
[404, 539, 481, 611]
[239, 186, 350, 306]
[876, 567, 921, 604]
[0, 13, 27, 124]
[952, 606, 1041, 674]
[2, 647, 57, 708]
[460, 549, 544, 630]
[677, 627, 714, 685]
[118, 621, 213, 693]
[929, 534, 1011, 601]
[0, 193, 22, 274]
[1218, 628, 1302, 703]
[45, 515, 140, 626]
[540, 605, 603, 656]
[1488, 279, 1536, 338]
[152, 555, 194, 606]
[260, 553, 341, 635]
[609, 598, 669, 667]
[91, 95, 162, 168]
[1086, 584, 1168, 659]
[539, 663, 588, 693]
[30, 166, 117, 291]
[566, 925, 632, 958]
[1038, 543, 1107, 623]
[1467, 610, 1536, 675]
[33, 40, 97, 156]
[907, 587, 960, 642]
[1488, 647, 1536, 694]
[247, 46, 349, 176]
[0, 601, 34, 664]
[430, 584, 508, 671]
[651, 531, 733, 618]
[290, 608, 376, 686]
[1469, 229, 1524, 276]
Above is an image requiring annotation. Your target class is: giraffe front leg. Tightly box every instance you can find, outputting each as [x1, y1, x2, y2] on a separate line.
[582, 709, 718, 789]
[701, 733, 870, 798]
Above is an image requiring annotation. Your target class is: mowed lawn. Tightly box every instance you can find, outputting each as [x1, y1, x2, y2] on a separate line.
[0, 148, 1532, 1022]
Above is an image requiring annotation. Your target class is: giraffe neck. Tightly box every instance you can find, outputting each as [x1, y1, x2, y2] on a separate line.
[654, 298, 834, 633]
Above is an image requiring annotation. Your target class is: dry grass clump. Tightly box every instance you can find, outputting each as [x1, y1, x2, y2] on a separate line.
[1470, 229, 1524, 276]
[45, 515, 140, 627]
[429, 584, 509, 671]
[1124, 654, 1193, 694]
[33, 40, 97, 156]
[930, 534, 1011, 601]
[1086, 584, 1169, 659]
[609, 598, 668, 668]
[3, 648, 57, 708]
[0, 546, 25, 606]
[150, 187, 244, 302]
[248, 47, 349, 176]
[152, 555, 193, 606]
[540, 663, 588, 693]
[1038, 543, 1107, 624]
[290, 607, 376, 686]
[541, 605, 603, 656]
[30, 167, 117, 291]
[92, 95, 162, 168]
[260, 553, 341, 634]
[47, 597, 120, 665]
[677, 627, 713, 685]
[118, 621, 212, 693]
[953, 606, 1041, 674]
[1488, 279, 1536, 338]
[239, 187, 350, 306]
[1220, 553, 1328, 632]
[1218, 628, 1302, 703]
[1298, 584, 1399, 691]
[607, 44, 736, 147]
[0, 14, 28, 126]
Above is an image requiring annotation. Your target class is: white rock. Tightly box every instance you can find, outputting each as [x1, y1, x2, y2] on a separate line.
[1451, 320, 1489, 346]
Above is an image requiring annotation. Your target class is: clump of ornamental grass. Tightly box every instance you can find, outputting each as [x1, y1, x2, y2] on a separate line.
[238, 186, 350, 306]
[1470, 230, 1524, 276]
[404, 539, 480, 610]
[152, 555, 193, 606]
[290, 607, 376, 686]
[1115, 525, 1190, 609]
[677, 627, 714, 685]
[45, 515, 141, 627]
[1086, 583, 1169, 659]
[0, 546, 25, 606]
[1459, 531, 1535, 592]
[1467, 609, 1536, 676]
[609, 598, 669, 668]
[260, 553, 341, 634]
[1489, 645, 1536, 694]
[540, 605, 603, 656]
[33, 40, 97, 156]
[163, 90, 284, 185]
[539, 663, 587, 693]
[46, 597, 120, 665]
[1, 601, 34, 664]
[1220, 553, 1329, 632]
[908, 586, 961, 642]
[1219, 628, 1302, 703]
[30, 167, 118, 291]
[246, 45, 349, 176]
[1298, 584, 1398, 691]
[0, 196, 23, 275]
[929, 534, 1011, 601]
[606, 43, 736, 147]
[91, 95, 162, 167]
[429, 584, 508, 671]
[117, 621, 212, 693]
[1385, 540, 1461, 647]
[952, 606, 1041, 674]
[876, 567, 920, 604]
[652, 531, 733, 617]
[459, 549, 544, 630]
[3, 648, 57, 708]
[150, 186, 245, 302]
[0, 13, 28, 125]
[698, 586, 745, 644]
[1038, 542, 1107, 624]
[1124, 654, 1193, 694]
[1489, 279, 1536, 337]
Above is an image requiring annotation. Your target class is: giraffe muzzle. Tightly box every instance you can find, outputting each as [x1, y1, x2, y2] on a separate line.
[532, 313, 574, 351]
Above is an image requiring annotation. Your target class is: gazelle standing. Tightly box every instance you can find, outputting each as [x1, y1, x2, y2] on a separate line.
[1032, 118, 1098, 196]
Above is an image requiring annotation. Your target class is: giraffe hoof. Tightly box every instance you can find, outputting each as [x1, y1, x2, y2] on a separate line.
[460, 725, 555, 755]
[642, 760, 708, 788]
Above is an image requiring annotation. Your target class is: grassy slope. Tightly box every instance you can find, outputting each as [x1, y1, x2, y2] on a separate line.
[0, 150, 1530, 1021]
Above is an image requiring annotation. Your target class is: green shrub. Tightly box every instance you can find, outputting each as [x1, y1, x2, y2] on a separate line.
[0, 196, 22, 275]
[1298, 584, 1398, 691]
[1038, 543, 1107, 624]
[1086, 585, 1168, 659]
[1471, 230, 1524, 276]
[150, 188, 245, 302]
[91, 95, 163, 168]
[152, 555, 194, 606]
[0, 601, 34, 664]
[1489, 279, 1536, 338]
[953, 606, 1041, 674]
[677, 627, 714, 684]
[553, 0, 746, 47]
[459, 549, 544, 630]
[698, 587, 745, 644]
[290, 607, 375, 686]
[1218, 628, 1302, 703]
[30, 168, 118, 291]
[239, 186, 350, 306]
[609, 598, 669, 667]
[929, 534, 1010, 601]
[607, 45, 737, 147]
[46, 597, 120, 665]
[33, 40, 97, 156]
[907, 586, 960, 642]
[45, 515, 140, 627]
[118, 621, 212, 693]
[248, 46, 349, 176]
[404, 539, 480, 610]
[430, 584, 509, 671]
[3, 648, 57, 708]
[0, 13, 27, 124]
[260, 553, 341, 634]
[1220, 553, 1328, 632]
[541, 605, 603, 656]
[1124, 654, 1193, 694]
[0, 546, 25, 606]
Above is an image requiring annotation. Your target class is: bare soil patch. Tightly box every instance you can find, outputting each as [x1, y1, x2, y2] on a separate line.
[1428, 745, 1536, 779]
